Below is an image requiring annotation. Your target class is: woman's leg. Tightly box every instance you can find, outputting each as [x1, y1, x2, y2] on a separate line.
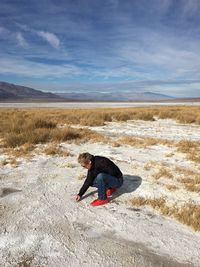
[93, 173, 123, 200]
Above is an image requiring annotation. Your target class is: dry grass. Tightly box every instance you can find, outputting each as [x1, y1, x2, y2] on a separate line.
[0, 157, 19, 167]
[1, 159, 10, 166]
[43, 143, 73, 157]
[175, 166, 198, 176]
[144, 159, 200, 193]
[111, 141, 121, 147]
[17, 255, 34, 267]
[0, 107, 199, 159]
[51, 127, 108, 144]
[153, 166, 174, 180]
[165, 152, 175, 157]
[1, 123, 106, 149]
[117, 136, 173, 148]
[65, 163, 77, 168]
[0, 105, 199, 133]
[173, 203, 200, 231]
[175, 166, 200, 193]
[166, 184, 179, 191]
[176, 140, 200, 163]
[129, 197, 166, 209]
[79, 113, 112, 126]
[77, 173, 86, 180]
[0, 123, 107, 160]
[184, 183, 200, 193]
[129, 197, 200, 231]
[114, 137, 199, 165]
[157, 106, 200, 124]
[149, 165, 200, 192]
[2, 143, 35, 159]
[144, 160, 158, 171]
[178, 176, 200, 192]
[9, 158, 18, 167]
[4, 128, 52, 147]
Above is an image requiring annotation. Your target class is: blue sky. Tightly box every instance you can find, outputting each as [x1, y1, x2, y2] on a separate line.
[0, 0, 200, 97]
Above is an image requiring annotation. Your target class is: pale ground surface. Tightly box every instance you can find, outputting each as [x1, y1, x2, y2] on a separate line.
[0, 118, 200, 267]
[0, 101, 200, 108]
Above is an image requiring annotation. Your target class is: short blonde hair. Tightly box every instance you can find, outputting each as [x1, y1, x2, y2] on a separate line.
[78, 152, 93, 164]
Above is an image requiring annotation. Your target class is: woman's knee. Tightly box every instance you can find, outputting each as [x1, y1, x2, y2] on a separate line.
[96, 173, 106, 182]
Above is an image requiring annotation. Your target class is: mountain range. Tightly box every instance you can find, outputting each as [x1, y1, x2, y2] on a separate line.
[0, 81, 178, 102]
[57, 91, 174, 101]
[0, 81, 63, 101]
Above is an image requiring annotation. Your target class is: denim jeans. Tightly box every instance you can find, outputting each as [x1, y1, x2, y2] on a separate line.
[92, 173, 123, 200]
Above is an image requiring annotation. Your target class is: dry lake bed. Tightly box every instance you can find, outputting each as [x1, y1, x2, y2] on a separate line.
[0, 104, 200, 267]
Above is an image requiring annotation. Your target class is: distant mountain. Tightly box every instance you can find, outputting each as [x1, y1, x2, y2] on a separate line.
[0, 81, 64, 101]
[2, 81, 198, 102]
[57, 91, 174, 101]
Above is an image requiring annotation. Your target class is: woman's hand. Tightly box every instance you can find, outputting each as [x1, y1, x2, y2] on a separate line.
[74, 195, 81, 202]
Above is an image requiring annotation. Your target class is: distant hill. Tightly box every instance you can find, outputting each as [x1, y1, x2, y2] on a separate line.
[57, 91, 174, 101]
[1, 81, 199, 102]
[0, 81, 64, 101]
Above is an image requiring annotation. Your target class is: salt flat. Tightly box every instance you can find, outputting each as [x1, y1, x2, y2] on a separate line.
[0, 117, 200, 267]
[84, 118, 200, 141]
[0, 101, 200, 109]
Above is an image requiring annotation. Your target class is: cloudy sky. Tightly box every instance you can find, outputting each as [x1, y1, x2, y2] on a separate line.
[0, 0, 200, 97]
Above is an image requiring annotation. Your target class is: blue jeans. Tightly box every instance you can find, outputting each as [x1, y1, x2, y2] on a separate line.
[92, 173, 123, 200]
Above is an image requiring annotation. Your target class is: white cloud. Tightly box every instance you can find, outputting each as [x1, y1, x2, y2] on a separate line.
[16, 32, 28, 48]
[15, 23, 61, 49]
[36, 30, 60, 49]
[110, 24, 200, 80]
[0, 56, 84, 78]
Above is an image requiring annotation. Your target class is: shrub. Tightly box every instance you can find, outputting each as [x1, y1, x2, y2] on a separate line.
[51, 128, 81, 142]
[135, 112, 155, 121]
[31, 118, 56, 129]
[176, 140, 200, 163]
[43, 144, 72, 156]
[153, 167, 174, 180]
[129, 197, 200, 231]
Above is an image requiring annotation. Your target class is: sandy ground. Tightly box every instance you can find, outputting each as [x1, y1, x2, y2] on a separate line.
[0, 118, 200, 267]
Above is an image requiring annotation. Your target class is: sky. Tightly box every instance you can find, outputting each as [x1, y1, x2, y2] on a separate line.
[0, 0, 200, 97]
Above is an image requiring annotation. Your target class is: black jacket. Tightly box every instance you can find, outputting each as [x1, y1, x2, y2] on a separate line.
[78, 155, 123, 197]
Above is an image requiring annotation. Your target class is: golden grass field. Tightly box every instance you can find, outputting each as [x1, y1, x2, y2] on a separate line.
[0, 106, 200, 231]
[0, 106, 200, 144]
[1, 106, 199, 162]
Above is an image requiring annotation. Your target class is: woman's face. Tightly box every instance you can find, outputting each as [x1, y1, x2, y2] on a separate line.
[81, 160, 92, 170]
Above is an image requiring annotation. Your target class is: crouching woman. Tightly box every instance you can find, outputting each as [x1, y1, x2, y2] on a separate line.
[74, 152, 123, 206]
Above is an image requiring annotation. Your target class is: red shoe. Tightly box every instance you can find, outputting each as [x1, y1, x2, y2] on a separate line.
[106, 188, 117, 197]
[90, 198, 109, 206]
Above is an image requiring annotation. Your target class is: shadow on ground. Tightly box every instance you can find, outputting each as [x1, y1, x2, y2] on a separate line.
[81, 174, 142, 201]
[0, 188, 22, 198]
[110, 174, 142, 201]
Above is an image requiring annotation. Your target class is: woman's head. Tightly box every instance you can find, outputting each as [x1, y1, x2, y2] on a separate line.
[78, 152, 93, 170]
